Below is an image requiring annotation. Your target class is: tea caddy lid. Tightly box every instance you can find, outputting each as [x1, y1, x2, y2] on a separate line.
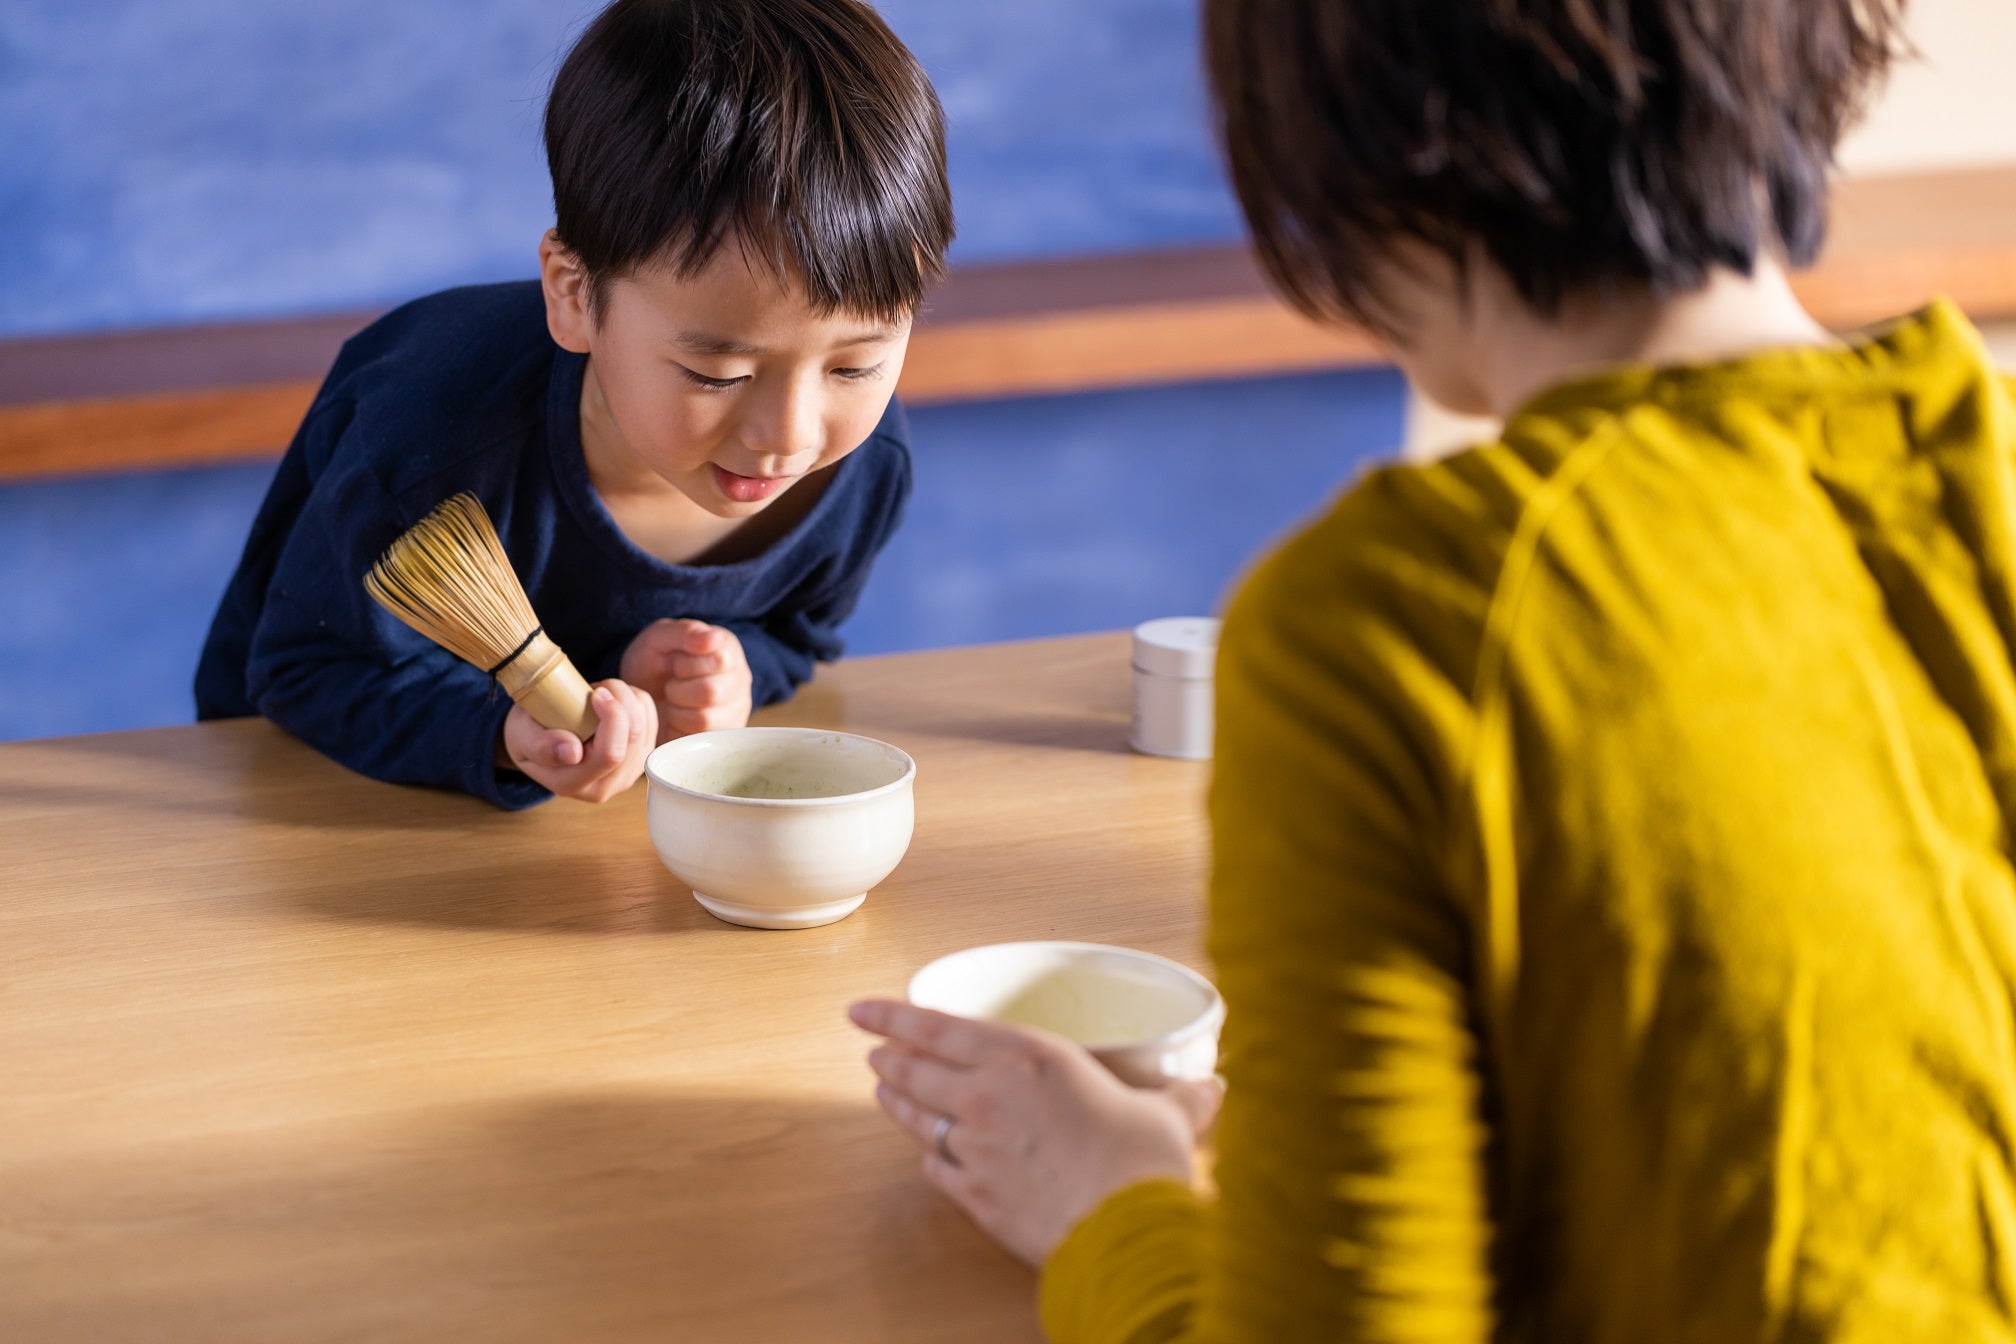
[1131, 617, 1219, 678]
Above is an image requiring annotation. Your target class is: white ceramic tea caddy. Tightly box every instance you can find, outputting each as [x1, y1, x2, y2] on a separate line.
[1130, 617, 1219, 759]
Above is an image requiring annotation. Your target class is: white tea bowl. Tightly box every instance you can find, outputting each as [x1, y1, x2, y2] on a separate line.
[907, 941, 1223, 1087]
[645, 727, 916, 930]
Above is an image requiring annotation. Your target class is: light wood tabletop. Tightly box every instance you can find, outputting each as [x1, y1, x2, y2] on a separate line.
[0, 633, 1211, 1343]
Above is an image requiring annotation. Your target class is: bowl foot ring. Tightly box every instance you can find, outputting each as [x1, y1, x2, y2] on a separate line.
[691, 891, 867, 930]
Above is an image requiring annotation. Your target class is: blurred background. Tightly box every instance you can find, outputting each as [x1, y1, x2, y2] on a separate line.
[2, 0, 2013, 741]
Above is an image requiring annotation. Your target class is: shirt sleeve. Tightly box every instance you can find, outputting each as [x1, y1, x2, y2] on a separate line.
[241, 457, 550, 810]
[1040, 478, 1499, 1342]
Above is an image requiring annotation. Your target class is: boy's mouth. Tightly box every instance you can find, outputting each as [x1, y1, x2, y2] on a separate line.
[711, 465, 791, 504]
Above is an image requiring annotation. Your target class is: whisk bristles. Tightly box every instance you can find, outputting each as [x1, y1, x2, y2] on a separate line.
[365, 494, 542, 672]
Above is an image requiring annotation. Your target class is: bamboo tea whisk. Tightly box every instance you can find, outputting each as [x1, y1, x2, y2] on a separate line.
[364, 493, 599, 740]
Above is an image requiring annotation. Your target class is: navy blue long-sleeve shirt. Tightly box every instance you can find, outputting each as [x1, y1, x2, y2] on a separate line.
[195, 282, 911, 809]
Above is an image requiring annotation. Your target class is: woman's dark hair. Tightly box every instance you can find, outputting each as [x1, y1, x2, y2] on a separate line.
[545, 0, 953, 322]
[1204, 0, 1907, 333]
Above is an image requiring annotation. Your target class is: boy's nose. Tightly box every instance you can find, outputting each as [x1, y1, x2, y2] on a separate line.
[743, 383, 824, 464]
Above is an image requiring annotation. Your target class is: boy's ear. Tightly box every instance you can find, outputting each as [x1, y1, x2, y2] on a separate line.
[539, 230, 595, 354]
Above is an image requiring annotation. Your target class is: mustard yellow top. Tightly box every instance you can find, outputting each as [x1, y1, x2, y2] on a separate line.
[1042, 300, 2016, 1343]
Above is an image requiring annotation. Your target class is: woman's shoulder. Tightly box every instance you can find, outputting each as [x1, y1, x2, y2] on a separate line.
[1231, 437, 1552, 654]
[1222, 413, 1628, 784]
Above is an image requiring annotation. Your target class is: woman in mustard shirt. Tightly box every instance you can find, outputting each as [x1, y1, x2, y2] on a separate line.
[853, 0, 2016, 1338]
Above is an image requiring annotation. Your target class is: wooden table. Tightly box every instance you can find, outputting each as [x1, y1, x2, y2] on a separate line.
[0, 634, 1210, 1343]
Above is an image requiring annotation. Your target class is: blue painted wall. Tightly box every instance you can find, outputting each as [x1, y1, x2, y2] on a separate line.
[0, 0, 1242, 338]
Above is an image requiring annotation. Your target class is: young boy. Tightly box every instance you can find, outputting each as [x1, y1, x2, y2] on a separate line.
[195, 0, 953, 809]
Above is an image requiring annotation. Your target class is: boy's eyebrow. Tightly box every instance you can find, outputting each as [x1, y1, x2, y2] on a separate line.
[672, 330, 764, 357]
[670, 325, 905, 357]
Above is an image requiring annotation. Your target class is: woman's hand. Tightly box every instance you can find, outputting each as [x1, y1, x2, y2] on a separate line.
[849, 999, 1221, 1266]
[499, 679, 657, 802]
[619, 618, 753, 742]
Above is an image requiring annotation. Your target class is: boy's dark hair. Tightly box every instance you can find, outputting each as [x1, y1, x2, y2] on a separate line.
[545, 0, 953, 322]
[1204, 0, 1906, 333]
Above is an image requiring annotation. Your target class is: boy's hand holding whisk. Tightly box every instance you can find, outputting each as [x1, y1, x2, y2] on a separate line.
[364, 492, 663, 806]
[499, 680, 657, 803]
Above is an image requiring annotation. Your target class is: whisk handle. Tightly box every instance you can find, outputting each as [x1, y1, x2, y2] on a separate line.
[493, 631, 599, 740]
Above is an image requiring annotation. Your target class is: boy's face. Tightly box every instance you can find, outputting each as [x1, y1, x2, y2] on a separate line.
[540, 233, 911, 519]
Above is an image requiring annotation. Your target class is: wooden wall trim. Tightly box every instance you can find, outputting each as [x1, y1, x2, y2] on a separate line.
[0, 382, 325, 479]
[3, 166, 2014, 483]
[901, 296, 1381, 401]
[0, 311, 365, 408]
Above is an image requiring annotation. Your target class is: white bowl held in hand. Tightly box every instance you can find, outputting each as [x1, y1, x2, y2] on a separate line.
[645, 727, 916, 930]
[907, 941, 1223, 1086]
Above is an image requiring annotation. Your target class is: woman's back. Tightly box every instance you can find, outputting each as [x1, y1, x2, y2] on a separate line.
[1464, 299, 2016, 1339]
[1041, 300, 2016, 1342]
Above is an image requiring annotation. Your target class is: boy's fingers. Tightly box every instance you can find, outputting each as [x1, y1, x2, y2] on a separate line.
[664, 673, 738, 709]
[663, 707, 708, 737]
[635, 620, 689, 660]
[629, 687, 656, 753]
[602, 683, 653, 767]
[583, 688, 629, 773]
[681, 623, 728, 654]
[528, 728, 583, 769]
[670, 651, 725, 679]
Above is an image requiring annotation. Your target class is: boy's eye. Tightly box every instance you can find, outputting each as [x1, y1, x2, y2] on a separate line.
[833, 364, 884, 382]
[676, 364, 747, 391]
